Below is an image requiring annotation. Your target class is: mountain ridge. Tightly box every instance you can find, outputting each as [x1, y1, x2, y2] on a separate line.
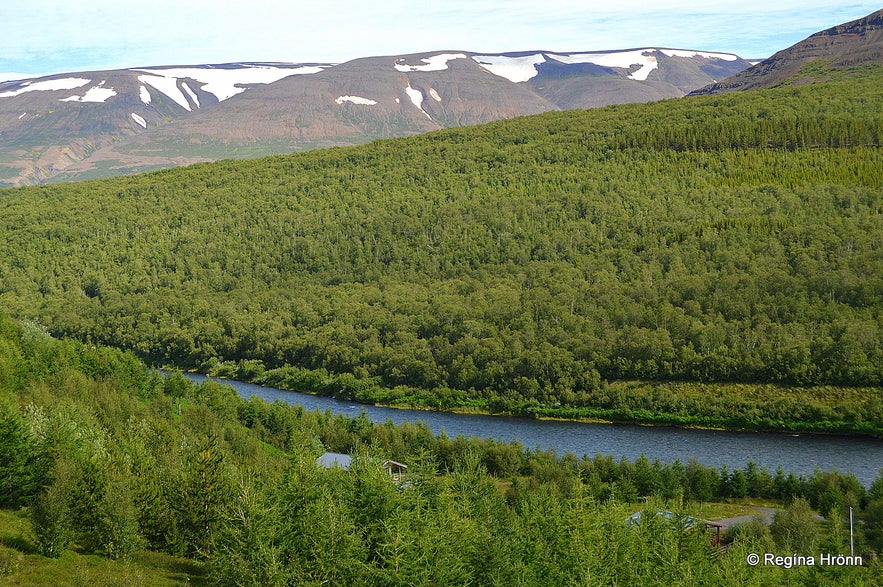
[0, 47, 749, 186]
[5, 7, 881, 187]
[690, 8, 883, 95]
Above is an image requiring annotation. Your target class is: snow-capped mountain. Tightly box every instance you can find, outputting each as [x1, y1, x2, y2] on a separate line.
[0, 49, 750, 185]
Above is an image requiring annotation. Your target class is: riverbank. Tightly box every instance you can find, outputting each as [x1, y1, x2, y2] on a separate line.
[179, 361, 883, 438]
[176, 370, 883, 487]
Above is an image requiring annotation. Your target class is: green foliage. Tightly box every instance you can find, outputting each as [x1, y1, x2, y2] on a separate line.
[770, 497, 819, 552]
[725, 515, 774, 549]
[97, 470, 143, 560]
[177, 435, 232, 558]
[808, 468, 866, 518]
[208, 478, 286, 587]
[0, 70, 881, 436]
[31, 460, 76, 558]
[0, 505, 208, 584]
[0, 397, 49, 507]
[1, 312, 883, 583]
[863, 497, 883, 552]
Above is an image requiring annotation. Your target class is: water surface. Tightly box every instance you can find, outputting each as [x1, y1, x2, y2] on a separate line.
[181, 373, 883, 486]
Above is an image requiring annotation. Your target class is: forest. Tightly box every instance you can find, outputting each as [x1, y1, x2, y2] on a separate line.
[0, 62, 882, 582]
[0, 66, 881, 433]
[1, 312, 882, 585]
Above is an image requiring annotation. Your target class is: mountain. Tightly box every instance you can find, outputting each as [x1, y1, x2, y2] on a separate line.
[0, 63, 332, 185]
[691, 8, 883, 95]
[0, 48, 750, 186]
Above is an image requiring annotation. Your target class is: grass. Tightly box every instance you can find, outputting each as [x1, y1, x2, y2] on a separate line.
[695, 500, 778, 521]
[0, 510, 207, 587]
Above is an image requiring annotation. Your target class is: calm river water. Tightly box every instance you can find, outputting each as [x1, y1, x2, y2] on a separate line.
[181, 373, 883, 487]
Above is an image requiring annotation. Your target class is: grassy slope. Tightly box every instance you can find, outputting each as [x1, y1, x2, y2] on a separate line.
[0, 508, 206, 587]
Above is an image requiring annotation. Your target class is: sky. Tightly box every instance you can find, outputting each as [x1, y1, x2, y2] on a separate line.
[1, 1, 879, 80]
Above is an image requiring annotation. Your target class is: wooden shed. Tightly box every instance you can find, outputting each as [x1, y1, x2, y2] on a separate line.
[383, 459, 408, 481]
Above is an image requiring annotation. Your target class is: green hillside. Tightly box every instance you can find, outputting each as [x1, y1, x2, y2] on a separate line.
[1, 314, 882, 585]
[1, 66, 881, 432]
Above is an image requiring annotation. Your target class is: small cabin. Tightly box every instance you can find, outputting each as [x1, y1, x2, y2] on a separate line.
[317, 453, 408, 482]
[383, 459, 408, 482]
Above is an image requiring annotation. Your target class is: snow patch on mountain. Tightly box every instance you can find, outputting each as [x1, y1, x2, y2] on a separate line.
[139, 86, 151, 105]
[133, 65, 326, 102]
[335, 95, 377, 105]
[18, 112, 26, 119]
[395, 54, 467, 72]
[59, 81, 117, 103]
[131, 113, 147, 128]
[405, 85, 431, 119]
[429, 88, 442, 101]
[138, 75, 191, 111]
[0, 77, 90, 98]
[547, 51, 659, 81]
[659, 49, 738, 61]
[472, 54, 546, 83]
[182, 82, 200, 108]
[475, 48, 740, 83]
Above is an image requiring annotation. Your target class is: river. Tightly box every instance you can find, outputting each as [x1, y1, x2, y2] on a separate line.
[181, 373, 883, 487]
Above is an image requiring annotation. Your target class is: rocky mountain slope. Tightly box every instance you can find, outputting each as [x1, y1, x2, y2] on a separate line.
[0, 49, 749, 185]
[691, 8, 883, 95]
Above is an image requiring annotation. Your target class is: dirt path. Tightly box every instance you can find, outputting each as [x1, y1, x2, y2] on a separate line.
[712, 506, 778, 529]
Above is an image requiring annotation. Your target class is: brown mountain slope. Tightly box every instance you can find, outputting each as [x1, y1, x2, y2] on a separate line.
[691, 8, 883, 95]
[1, 49, 750, 185]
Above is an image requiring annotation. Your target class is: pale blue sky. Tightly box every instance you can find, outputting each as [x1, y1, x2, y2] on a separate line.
[1, 1, 879, 79]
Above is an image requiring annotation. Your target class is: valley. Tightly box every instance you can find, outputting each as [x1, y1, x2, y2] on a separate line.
[0, 9, 881, 585]
[1, 70, 880, 436]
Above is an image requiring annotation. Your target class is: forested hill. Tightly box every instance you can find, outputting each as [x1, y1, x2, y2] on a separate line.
[0, 66, 881, 427]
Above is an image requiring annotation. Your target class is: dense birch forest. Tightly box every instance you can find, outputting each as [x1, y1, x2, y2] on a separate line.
[0, 67, 881, 432]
